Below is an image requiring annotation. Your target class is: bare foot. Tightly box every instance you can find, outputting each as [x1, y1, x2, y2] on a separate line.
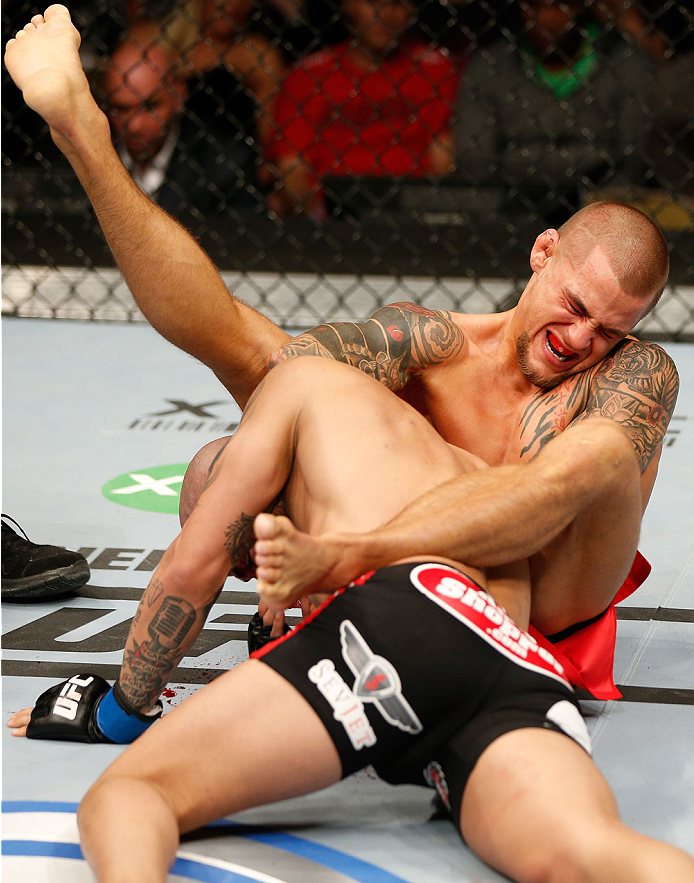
[253, 513, 346, 607]
[4, 5, 104, 150]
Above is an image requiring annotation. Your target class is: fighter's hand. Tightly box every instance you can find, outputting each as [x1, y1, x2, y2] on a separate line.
[247, 600, 291, 653]
[7, 707, 33, 737]
[259, 599, 288, 638]
[7, 675, 163, 743]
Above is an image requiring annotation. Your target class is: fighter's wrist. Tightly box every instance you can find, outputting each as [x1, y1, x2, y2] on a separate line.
[95, 683, 162, 744]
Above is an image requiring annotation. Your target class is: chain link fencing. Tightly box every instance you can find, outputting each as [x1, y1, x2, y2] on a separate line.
[2, 0, 693, 338]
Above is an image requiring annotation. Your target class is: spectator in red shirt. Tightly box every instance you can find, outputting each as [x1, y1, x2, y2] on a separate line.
[264, 0, 459, 217]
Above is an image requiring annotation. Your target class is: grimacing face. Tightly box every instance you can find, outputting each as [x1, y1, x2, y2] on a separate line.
[514, 243, 648, 389]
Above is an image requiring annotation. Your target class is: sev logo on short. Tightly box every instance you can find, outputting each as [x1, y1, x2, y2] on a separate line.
[340, 620, 422, 735]
[308, 659, 376, 750]
[308, 620, 422, 751]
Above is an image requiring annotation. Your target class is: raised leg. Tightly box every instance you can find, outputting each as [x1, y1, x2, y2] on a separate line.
[4, 6, 288, 404]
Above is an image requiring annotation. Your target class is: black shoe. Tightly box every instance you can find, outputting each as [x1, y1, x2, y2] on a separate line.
[1, 515, 90, 602]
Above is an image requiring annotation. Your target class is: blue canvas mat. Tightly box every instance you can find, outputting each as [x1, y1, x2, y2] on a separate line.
[2, 317, 693, 882]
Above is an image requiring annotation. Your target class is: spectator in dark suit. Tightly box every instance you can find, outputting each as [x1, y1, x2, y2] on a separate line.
[103, 26, 260, 220]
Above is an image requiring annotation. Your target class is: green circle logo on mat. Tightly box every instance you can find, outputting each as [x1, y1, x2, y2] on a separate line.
[102, 464, 189, 513]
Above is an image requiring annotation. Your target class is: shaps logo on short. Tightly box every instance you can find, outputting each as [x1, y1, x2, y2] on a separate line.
[409, 563, 569, 686]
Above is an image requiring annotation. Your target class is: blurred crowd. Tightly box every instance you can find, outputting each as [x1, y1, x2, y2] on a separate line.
[2, 0, 693, 228]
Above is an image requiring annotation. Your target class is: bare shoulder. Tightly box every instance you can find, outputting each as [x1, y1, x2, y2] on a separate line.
[593, 338, 678, 388]
[577, 338, 679, 469]
[517, 339, 678, 468]
[269, 302, 465, 391]
[378, 302, 465, 371]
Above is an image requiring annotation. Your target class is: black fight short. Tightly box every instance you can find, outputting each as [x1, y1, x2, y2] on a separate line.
[253, 561, 592, 824]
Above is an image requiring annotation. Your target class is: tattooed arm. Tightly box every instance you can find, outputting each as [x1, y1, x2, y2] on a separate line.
[117, 495, 292, 711]
[119, 581, 201, 712]
[267, 303, 465, 392]
[571, 339, 679, 471]
[516, 339, 679, 474]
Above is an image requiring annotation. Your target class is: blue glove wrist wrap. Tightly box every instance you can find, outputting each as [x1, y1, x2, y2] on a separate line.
[96, 686, 161, 744]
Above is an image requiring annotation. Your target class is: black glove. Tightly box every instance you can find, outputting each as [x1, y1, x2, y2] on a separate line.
[27, 674, 112, 742]
[247, 611, 291, 654]
[26, 674, 162, 743]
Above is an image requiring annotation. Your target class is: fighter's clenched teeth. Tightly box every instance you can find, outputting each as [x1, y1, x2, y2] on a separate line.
[546, 331, 577, 363]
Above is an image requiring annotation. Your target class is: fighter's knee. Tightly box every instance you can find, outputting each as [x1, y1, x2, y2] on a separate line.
[540, 418, 640, 490]
[518, 819, 626, 883]
[79, 771, 184, 834]
[583, 420, 641, 489]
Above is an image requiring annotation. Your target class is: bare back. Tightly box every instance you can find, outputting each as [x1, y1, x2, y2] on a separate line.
[248, 357, 529, 624]
[281, 358, 482, 535]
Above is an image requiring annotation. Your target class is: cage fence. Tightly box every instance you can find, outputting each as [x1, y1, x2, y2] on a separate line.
[2, 0, 693, 338]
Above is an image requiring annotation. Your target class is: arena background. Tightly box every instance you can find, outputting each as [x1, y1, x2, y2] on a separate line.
[2, 0, 693, 337]
[2, 4, 694, 881]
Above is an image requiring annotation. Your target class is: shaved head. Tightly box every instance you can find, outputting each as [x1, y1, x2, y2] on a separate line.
[556, 202, 670, 314]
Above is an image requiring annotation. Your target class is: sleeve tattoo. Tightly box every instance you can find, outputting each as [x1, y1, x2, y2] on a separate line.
[267, 302, 465, 391]
[573, 340, 679, 469]
[518, 340, 678, 469]
[121, 595, 196, 709]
